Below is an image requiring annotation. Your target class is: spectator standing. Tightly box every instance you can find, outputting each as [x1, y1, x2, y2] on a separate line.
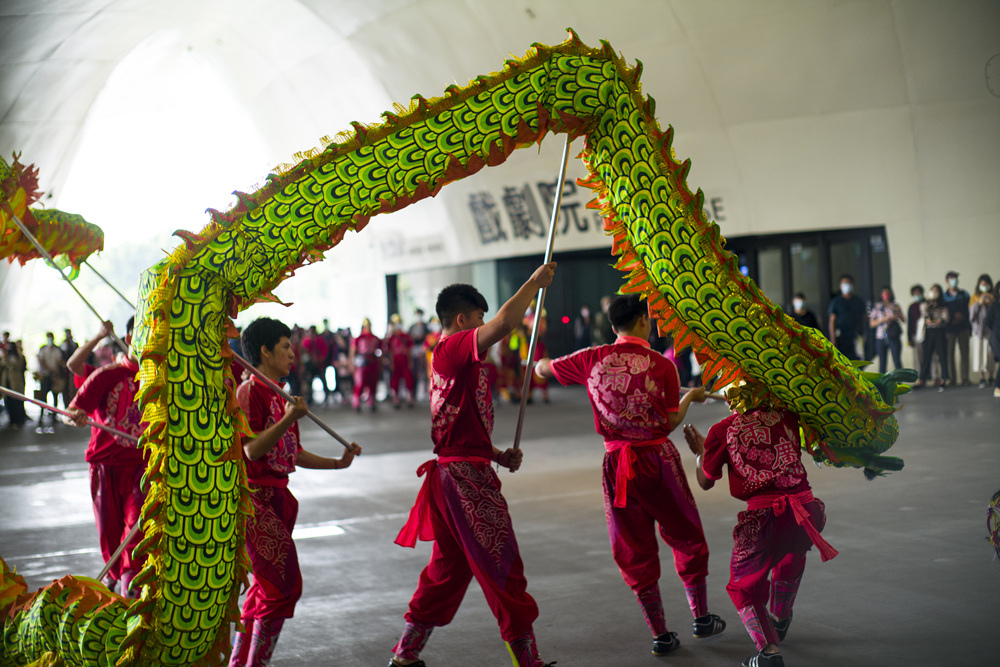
[408, 309, 428, 400]
[60, 328, 79, 404]
[1, 339, 28, 427]
[573, 305, 593, 350]
[969, 274, 995, 389]
[595, 295, 615, 344]
[906, 285, 925, 377]
[982, 283, 1000, 398]
[942, 270, 971, 386]
[789, 293, 821, 331]
[916, 284, 949, 390]
[301, 325, 330, 405]
[36, 332, 66, 424]
[868, 286, 905, 373]
[320, 319, 337, 402]
[827, 275, 866, 360]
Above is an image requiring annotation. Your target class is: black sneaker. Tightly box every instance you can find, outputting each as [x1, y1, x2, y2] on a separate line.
[742, 651, 783, 667]
[772, 612, 792, 642]
[652, 631, 680, 656]
[387, 661, 426, 667]
[693, 613, 726, 638]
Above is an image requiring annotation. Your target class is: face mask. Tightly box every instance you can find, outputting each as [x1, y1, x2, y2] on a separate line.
[792, 299, 804, 311]
[881, 292, 892, 302]
[981, 284, 990, 293]
[930, 291, 941, 300]
[840, 283, 853, 296]
[912, 294, 923, 302]
[948, 278, 958, 288]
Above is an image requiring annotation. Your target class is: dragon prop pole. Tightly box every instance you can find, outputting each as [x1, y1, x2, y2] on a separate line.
[511, 136, 570, 453]
[0, 386, 138, 442]
[6, 210, 129, 355]
[231, 354, 355, 451]
[86, 260, 138, 309]
[1, 31, 916, 667]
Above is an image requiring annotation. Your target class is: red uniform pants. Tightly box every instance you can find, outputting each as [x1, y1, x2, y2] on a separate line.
[89, 461, 146, 584]
[242, 484, 303, 621]
[404, 461, 538, 641]
[602, 442, 710, 593]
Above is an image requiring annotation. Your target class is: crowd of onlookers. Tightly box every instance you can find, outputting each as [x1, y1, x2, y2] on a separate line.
[1, 325, 123, 429]
[4, 268, 996, 430]
[790, 270, 999, 396]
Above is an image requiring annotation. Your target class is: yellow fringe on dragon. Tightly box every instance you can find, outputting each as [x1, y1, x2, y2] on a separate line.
[0, 29, 914, 667]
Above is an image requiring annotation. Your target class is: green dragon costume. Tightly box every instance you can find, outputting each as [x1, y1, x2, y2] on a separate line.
[0, 31, 913, 666]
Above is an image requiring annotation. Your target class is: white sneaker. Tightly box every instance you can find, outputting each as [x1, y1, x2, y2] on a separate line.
[994, 388, 1000, 398]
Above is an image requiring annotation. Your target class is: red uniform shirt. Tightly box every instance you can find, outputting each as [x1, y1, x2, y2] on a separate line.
[550, 335, 679, 444]
[302, 334, 329, 364]
[702, 408, 811, 501]
[237, 376, 302, 487]
[69, 357, 145, 465]
[429, 328, 493, 458]
[386, 331, 414, 361]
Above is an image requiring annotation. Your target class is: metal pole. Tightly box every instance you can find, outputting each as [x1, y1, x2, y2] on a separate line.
[0, 386, 139, 442]
[511, 136, 571, 452]
[6, 210, 129, 355]
[232, 355, 355, 452]
[85, 260, 136, 309]
[97, 522, 141, 585]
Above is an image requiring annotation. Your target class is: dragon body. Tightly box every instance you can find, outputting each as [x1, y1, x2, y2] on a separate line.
[1, 31, 909, 666]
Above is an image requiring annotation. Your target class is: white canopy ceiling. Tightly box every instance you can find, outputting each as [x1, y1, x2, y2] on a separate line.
[2, 0, 999, 335]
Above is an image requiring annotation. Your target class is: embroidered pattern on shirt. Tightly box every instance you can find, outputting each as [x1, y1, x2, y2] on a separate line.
[263, 393, 297, 475]
[105, 377, 144, 448]
[586, 351, 665, 440]
[726, 412, 806, 493]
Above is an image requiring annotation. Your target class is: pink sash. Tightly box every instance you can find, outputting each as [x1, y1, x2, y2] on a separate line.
[394, 455, 491, 547]
[605, 438, 667, 508]
[746, 490, 838, 562]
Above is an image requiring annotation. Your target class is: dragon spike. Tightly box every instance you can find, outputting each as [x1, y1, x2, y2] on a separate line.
[350, 121, 368, 144]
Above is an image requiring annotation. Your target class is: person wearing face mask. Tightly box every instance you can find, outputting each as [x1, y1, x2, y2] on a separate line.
[982, 283, 1000, 398]
[35, 331, 67, 425]
[916, 284, 949, 389]
[827, 275, 867, 360]
[906, 285, 929, 377]
[969, 273, 995, 388]
[789, 293, 821, 331]
[942, 271, 971, 386]
[868, 286, 905, 373]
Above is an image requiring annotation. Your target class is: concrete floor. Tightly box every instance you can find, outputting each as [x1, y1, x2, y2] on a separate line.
[1, 383, 998, 666]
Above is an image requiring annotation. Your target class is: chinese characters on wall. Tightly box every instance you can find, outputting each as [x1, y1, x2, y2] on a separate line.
[467, 179, 726, 247]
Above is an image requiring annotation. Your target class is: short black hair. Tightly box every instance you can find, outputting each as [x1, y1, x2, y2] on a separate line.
[793, 292, 806, 300]
[839, 274, 854, 283]
[126, 316, 135, 337]
[910, 284, 924, 295]
[241, 317, 291, 366]
[436, 284, 489, 328]
[608, 294, 647, 331]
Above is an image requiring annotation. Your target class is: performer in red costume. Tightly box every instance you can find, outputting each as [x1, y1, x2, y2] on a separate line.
[536, 294, 725, 657]
[683, 380, 838, 667]
[385, 314, 416, 408]
[66, 316, 147, 597]
[390, 263, 557, 667]
[351, 318, 382, 412]
[229, 317, 361, 667]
